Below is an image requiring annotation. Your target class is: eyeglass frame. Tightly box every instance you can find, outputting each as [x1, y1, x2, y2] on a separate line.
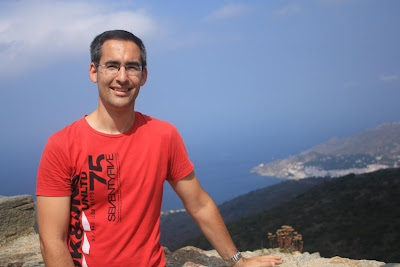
[95, 61, 143, 76]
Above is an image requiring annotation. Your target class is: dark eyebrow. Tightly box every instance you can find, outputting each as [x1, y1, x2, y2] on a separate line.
[103, 60, 120, 65]
[125, 61, 141, 66]
[102, 60, 141, 66]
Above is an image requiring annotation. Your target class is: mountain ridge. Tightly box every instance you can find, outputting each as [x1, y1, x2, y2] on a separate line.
[251, 122, 400, 179]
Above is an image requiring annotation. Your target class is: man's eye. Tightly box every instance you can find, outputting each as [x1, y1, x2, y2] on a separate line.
[106, 65, 119, 70]
[126, 66, 140, 71]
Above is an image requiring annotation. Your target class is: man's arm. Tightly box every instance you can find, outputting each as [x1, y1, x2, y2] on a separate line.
[36, 196, 75, 267]
[169, 171, 282, 267]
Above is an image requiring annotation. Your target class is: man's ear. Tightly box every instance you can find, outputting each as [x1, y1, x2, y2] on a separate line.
[140, 67, 148, 86]
[89, 62, 98, 83]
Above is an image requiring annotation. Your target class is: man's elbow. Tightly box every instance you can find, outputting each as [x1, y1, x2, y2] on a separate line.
[39, 235, 68, 256]
[185, 193, 217, 218]
[39, 236, 51, 257]
[39, 236, 49, 262]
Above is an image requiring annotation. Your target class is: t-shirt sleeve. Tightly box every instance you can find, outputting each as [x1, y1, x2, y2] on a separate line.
[36, 135, 72, 196]
[166, 126, 194, 181]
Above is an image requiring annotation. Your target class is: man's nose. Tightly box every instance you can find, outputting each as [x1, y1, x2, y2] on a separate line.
[116, 66, 129, 83]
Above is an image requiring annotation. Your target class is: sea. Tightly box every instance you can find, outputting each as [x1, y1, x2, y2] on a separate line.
[1, 148, 281, 211]
[161, 157, 281, 211]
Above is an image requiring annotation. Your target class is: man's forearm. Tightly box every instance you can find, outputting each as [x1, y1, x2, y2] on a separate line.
[186, 194, 239, 261]
[171, 174, 282, 266]
[40, 239, 75, 267]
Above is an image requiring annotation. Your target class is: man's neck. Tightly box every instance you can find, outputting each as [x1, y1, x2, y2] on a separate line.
[86, 106, 136, 135]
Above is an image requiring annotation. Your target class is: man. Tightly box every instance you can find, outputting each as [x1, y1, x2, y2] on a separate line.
[36, 30, 282, 267]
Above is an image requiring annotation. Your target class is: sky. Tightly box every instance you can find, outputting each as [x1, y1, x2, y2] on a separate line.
[0, 0, 399, 201]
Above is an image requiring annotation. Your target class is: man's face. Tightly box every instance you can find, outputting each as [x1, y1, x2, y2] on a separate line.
[89, 40, 147, 111]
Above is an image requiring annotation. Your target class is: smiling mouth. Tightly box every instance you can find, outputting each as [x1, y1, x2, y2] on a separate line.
[111, 88, 132, 92]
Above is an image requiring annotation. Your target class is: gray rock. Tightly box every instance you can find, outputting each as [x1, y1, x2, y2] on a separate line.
[0, 235, 395, 267]
[0, 195, 36, 243]
[293, 251, 321, 265]
[165, 247, 390, 267]
[165, 246, 226, 267]
[0, 234, 44, 267]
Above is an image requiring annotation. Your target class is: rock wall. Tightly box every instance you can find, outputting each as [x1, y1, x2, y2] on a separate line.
[1, 237, 395, 267]
[0, 234, 44, 267]
[0, 195, 36, 243]
[0, 195, 42, 266]
[165, 247, 393, 267]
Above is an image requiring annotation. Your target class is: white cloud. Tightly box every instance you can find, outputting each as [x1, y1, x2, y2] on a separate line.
[0, 0, 158, 78]
[273, 3, 302, 17]
[379, 74, 398, 82]
[204, 4, 252, 21]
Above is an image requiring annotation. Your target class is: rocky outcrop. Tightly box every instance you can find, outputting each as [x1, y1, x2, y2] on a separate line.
[165, 246, 393, 267]
[0, 195, 43, 266]
[0, 195, 36, 243]
[0, 234, 44, 267]
[1, 237, 394, 267]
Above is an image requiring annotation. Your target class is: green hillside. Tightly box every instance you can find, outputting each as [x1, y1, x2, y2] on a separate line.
[185, 168, 400, 263]
[160, 177, 326, 250]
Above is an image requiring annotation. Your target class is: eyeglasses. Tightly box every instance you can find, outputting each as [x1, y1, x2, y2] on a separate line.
[97, 63, 143, 76]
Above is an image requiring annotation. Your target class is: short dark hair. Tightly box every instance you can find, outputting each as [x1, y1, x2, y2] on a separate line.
[90, 30, 147, 68]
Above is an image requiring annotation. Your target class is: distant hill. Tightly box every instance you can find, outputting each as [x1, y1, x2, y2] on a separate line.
[186, 168, 400, 263]
[160, 177, 326, 250]
[252, 122, 400, 179]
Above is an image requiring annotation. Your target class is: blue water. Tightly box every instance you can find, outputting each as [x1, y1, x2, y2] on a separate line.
[161, 158, 281, 210]
[0, 147, 281, 210]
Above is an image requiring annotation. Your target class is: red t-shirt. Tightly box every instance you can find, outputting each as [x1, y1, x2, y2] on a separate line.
[36, 112, 194, 267]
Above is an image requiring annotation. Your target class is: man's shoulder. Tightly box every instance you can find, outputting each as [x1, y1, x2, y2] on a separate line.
[135, 112, 181, 138]
[136, 112, 176, 130]
[49, 117, 86, 141]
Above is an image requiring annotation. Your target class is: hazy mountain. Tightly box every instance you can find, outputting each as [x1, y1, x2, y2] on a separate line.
[187, 168, 400, 263]
[251, 122, 400, 179]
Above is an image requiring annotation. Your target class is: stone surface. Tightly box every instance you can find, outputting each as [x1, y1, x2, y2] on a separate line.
[0, 195, 36, 243]
[0, 236, 397, 267]
[165, 247, 391, 267]
[0, 234, 44, 267]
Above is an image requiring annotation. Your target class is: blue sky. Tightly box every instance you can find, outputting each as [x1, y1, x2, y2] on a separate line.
[0, 0, 399, 199]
